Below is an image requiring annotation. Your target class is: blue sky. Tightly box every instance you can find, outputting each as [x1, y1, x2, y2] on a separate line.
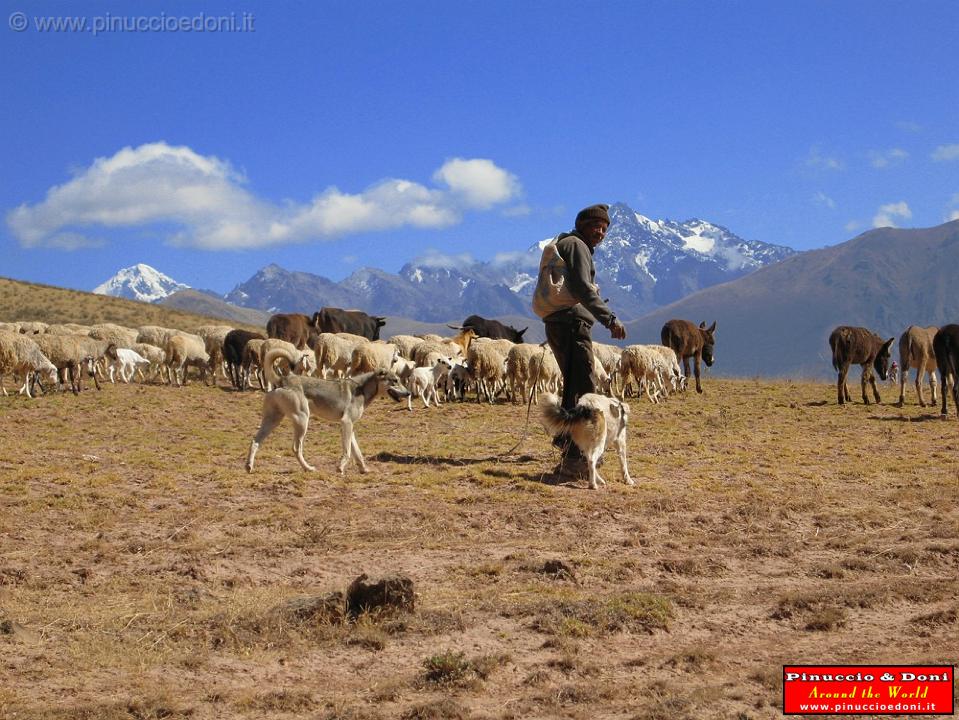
[2, 0, 958, 294]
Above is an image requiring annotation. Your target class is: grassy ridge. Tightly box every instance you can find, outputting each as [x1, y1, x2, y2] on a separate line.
[0, 276, 262, 332]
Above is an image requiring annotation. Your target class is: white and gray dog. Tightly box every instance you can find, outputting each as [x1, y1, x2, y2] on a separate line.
[246, 347, 408, 474]
[540, 392, 633, 490]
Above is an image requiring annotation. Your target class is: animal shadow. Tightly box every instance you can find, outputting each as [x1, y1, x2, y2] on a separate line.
[868, 413, 943, 423]
[373, 452, 538, 467]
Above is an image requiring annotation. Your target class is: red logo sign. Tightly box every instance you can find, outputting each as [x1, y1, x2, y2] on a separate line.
[783, 665, 954, 715]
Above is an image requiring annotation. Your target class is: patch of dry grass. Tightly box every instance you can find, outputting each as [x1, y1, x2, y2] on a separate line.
[2, 375, 957, 719]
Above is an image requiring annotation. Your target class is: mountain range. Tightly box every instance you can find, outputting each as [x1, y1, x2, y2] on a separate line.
[95, 202, 794, 323]
[623, 220, 959, 378]
[88, 209, 959, 379]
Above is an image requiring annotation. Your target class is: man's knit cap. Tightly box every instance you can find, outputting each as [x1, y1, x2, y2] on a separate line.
[575, 204, 610, 228]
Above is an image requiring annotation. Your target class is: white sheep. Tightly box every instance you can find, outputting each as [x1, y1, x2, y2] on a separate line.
[259, 338, 314, 390]
[619, 345, 671, 403]
[17, 321, 48, 335]
[136, 325, 181, 349]
[411, 339, 464, 368]
[386, 334, 422, 360]
[314, 332, 369, 378]
[349, 341, 399, 376]
[466, 340, 509, 404]
[406, 357, 453, 410]
[592, 341, 624, 394]
[505, 343, 543, 404]
[649, 344, 685, 392]
[195, 325, 235, 382]
[591, 350, 612, 395]
[0, 331, 57, 398]
[528, 345, 561, 404]
[131, 343, 166, 383]
[44, 323, 91, 336]
[165, 333, 210, 386]
[88, 323, 138, 348]
[31, 334, 108, 394]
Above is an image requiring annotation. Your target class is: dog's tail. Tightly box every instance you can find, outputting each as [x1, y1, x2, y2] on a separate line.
[539, 392, 599, 437]
[262, 347, 301, 389]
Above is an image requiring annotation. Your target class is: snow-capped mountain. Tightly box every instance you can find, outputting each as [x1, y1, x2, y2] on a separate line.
[197, 202, 797, 321]
[92, 263, 189, 303]
[587, 202, 796, 316]
[397, 202, 796, 319]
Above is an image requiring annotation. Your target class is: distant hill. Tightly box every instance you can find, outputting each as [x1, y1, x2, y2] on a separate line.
[0, 276, 261, 332]
[159, 289, 271, 326]
[623, 220, 959, 378]
[0, 275, 531, 344]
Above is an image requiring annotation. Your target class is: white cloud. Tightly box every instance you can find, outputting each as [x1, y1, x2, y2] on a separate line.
[844, 220, 863, 233]
[805, 145, 844, 171]
[868, 148, 908, 168]
[432, 158, 520, 209]
[7, 142, 521, 250]
[895, 120, 922, 133]
[872, 201, 912, 228]
[812, 191, 836, 209]
[491, 250, 538, 269]
[501, 204, 531, 217]
[948, 193, 959, 222]
[931, 144, 959, 162]
[412, 250, 477, 269]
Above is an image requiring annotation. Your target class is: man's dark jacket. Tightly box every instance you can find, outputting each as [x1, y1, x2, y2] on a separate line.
[542, 231, 617, 329]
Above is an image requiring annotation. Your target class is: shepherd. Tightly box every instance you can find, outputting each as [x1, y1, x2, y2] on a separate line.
[532, 203, 627, 482]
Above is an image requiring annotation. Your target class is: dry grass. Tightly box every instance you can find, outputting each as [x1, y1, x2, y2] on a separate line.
[0, 275, 261, 332]
[1, 373, 958, 719]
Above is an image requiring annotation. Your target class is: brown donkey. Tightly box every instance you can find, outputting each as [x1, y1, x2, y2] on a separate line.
[895, 325, 939, 407]
[661, 319, 716, 394]
[933, 324, 959, 419]
[828, 326, 894, 405]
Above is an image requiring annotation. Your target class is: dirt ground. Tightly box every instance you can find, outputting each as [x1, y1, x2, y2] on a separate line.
[1, 376, 957, 719]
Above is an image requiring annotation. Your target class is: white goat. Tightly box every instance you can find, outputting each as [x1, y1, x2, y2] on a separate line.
[407, 357, 453, 410]
[107, 346, 151, 383]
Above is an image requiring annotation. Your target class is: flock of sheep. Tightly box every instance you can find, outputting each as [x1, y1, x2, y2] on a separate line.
[0, 319, 688, 407]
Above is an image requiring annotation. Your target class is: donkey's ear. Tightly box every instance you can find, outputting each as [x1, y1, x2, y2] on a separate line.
[883, 337, 895, 352]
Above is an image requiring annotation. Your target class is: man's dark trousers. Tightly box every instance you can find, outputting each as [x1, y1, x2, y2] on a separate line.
[545, 318, 595, 459]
